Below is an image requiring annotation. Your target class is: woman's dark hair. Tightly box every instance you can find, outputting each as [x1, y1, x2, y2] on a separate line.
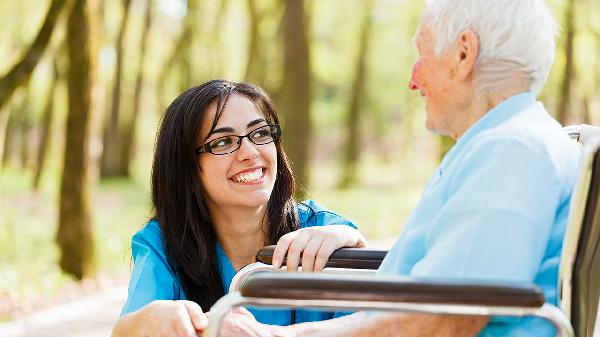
[151, 79, 298, 309]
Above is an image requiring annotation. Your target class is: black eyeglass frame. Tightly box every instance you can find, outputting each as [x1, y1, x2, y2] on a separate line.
[195, 124, 282, 155]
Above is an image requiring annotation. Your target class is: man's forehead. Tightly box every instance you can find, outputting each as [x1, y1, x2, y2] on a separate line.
[413, 24, 433, 47]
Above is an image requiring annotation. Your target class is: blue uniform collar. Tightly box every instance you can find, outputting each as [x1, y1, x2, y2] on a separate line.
[441, 91, 536, 169]
[216, 243, 236, 293]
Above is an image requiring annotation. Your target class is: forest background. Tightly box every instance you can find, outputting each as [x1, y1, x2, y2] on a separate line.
[0, 0, 598, 322]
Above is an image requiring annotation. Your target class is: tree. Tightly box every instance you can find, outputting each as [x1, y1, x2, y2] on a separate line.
[0, 0, 67, 168]
[100, 0, 133, 178]
[2, 91, 30, 168]
[210, 0, 230, 76]
[0, 0, 67, 112]
[280, 0, 311, 196]
[118, 0, 153, 177]
[33, 61, 60, 189]
[57, 0, 95, 279]
[556, 0, 576, 125]
[156, 0, 201, 111]
[339, 0, 376, 188]
[245, 0, 263, 84]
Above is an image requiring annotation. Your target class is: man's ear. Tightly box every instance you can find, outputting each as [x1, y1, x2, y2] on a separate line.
[454, 29, 479, 80]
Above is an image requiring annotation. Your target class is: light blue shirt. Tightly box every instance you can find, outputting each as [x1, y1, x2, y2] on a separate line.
[121, 200, 357, 326]
[377, 92, 580, 336]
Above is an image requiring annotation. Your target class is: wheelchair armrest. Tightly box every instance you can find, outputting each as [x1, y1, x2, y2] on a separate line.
[206, 273, 574, 337]
[256, 245, 388, 270]
[240, 273, 545, 308]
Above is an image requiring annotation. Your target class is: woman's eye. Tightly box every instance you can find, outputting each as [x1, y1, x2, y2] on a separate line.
[253, 129, 271, 139]
[211, 137, 233, 149]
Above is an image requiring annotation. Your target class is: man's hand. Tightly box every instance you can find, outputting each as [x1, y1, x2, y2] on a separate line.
[219, 307, 276, 337]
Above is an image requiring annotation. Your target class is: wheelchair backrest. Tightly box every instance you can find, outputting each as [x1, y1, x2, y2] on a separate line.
[559, 137, 600, 337]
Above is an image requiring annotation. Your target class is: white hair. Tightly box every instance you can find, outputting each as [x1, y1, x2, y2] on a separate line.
[423, 0, 558, 95]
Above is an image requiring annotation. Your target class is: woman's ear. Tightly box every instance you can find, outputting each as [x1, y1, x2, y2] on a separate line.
[455, 29, 479, 80]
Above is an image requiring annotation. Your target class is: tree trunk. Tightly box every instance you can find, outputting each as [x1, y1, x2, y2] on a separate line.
[19, 105, 33, 170]
[2, 90, 30, 168]
[118, 0, 152, 177]
[245, 0, 263, 84]
[339, 0, 375, 188]
[179, 0, 201, 92]
[100, 0, 132, 178]
[57, 0, 95, 280]
[33, 61, 59, 189]
[556, 0, 576, 125]
[281, 0, 311, 197]
[156, 0, 199, 111]
[211, 0, 230, 76]
[0, 0, 67, 114]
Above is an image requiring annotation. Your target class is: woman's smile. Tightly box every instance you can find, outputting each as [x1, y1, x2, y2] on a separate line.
[229, 167, 266, 184]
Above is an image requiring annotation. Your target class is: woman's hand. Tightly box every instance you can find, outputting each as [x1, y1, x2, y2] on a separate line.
[272, 225, 367, 272]
[132, 300, 207, 337]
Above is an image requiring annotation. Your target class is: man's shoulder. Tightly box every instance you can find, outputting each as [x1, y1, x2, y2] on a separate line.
[461, 105, 580, 189]
[476, 102, 577, 158]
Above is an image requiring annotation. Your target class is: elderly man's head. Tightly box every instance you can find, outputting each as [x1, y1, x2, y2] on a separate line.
[409, 0, 558, 138]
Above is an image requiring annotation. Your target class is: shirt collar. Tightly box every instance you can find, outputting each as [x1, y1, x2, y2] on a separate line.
[216, 243, 236, 293]
[440, 91, 536, 168]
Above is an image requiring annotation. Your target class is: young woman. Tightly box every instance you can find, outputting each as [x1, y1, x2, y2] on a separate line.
[111, 80, 365, 337]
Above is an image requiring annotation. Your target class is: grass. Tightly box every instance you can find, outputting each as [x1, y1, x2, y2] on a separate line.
[0, 146, 437, 320]
[0, 168, 152, 320]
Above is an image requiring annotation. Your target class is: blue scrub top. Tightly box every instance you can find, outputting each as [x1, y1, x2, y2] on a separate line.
[121, 199, 357, 326]
[377, 92, 580, 336]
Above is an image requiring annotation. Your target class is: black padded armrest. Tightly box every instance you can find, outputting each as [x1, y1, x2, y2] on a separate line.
[241, 273, 545, 308]
[256, 245, 388, 270]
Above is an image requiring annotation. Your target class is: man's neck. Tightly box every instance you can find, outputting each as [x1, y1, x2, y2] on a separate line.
[452, 84, 530, 139]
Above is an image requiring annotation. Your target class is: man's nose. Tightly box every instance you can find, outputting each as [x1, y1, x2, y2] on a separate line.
[408, 61, 420, 90]
[408, 77, 418, 90]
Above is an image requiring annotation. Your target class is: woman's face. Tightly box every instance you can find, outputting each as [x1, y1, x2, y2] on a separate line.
[197, 93, 278, 211]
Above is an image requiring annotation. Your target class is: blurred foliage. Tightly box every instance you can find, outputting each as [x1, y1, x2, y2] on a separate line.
[1, 0, 600, 317]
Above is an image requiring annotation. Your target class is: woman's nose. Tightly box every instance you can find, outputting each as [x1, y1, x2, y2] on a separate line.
[236, 137, 260, 160]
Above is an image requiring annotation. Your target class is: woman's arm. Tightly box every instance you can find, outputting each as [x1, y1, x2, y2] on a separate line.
[270, 200, 366, 272]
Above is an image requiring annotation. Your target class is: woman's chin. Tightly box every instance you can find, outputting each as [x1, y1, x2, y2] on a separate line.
[237, 191, 272, 208]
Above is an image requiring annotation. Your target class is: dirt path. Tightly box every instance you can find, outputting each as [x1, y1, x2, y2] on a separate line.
[0, 286, 127, 337]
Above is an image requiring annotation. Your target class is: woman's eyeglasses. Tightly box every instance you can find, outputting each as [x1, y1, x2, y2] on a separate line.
[196, 124, 282, 155]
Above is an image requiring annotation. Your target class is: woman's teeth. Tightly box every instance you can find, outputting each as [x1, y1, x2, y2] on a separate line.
[231, 168, 263, 183]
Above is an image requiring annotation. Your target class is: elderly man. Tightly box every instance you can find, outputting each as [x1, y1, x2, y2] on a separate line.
[219, 0, 580, 336]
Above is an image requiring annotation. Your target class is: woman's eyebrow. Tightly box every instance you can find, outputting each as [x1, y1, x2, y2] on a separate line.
[206, 118, 267, 139]
[207, 126, 234, 138]
[247, 118, 266, 128]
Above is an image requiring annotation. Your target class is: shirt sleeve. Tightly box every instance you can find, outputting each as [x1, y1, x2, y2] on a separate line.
[298, 199, 358, 229]
[410, 136, 561, 282]
[120, 223, 180, 316]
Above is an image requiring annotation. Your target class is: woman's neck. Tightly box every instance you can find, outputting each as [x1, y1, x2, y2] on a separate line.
[211, 205, 268, 272]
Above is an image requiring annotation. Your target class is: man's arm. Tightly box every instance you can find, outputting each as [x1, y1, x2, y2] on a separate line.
[270, 312, 489, 337]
